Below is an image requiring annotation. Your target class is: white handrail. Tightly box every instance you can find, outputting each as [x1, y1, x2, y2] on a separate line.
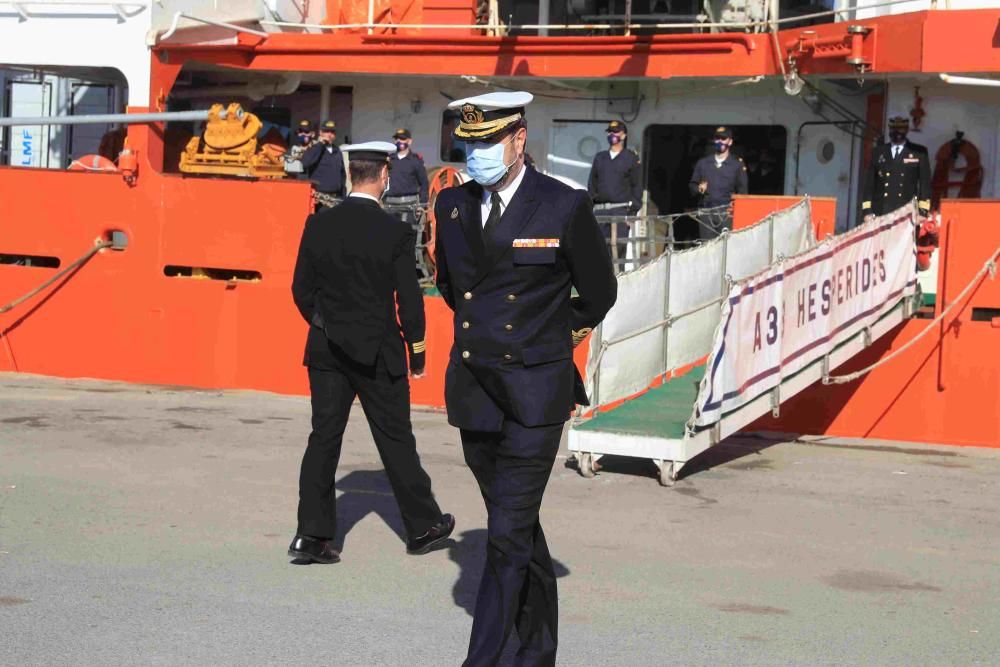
[257, 0, 936, 34]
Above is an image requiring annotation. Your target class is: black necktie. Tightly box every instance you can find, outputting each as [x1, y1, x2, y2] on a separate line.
[483, 192, 502, 239]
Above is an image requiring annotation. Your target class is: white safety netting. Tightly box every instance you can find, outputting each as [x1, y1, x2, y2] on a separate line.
[584, 199, 816, 409]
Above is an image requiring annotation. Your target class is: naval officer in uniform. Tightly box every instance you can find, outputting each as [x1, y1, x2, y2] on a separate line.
[289, 141, 455, 564]
[301, 119, 347, 207]
[434, 92, 617, 666]
[587, 120, 642, 265]
[861, 116, 931, 223]
[689, 126, 748, 239]
[385, 128, 429, 205]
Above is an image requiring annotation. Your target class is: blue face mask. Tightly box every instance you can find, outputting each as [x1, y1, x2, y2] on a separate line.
[714, 140, 727, 153]
[466, 136, 515, 186]
[395, 141, 408, 152]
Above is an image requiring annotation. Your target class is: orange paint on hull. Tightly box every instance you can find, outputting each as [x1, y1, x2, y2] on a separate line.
[0, 139, 588, 408]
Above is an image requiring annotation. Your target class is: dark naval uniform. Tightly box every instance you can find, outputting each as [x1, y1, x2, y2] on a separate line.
[301, 142, 346, 198]
[588, 146, 642, 263]
[689, 153, 748, 238]
[435, 165, 617, 666]
[386, 152, 429, 203]
[291, 195, 443, 542]
[861, 141, 931, 218]
[587, 147, 642, 214]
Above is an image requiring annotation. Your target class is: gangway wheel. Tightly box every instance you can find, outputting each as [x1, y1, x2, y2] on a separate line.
[577, 452, 597, 479]
[656, 460, 677, 487]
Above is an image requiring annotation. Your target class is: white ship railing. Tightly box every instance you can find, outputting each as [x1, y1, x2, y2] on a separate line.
[0, 0, 148, 21]
[256, 0, 944, 35]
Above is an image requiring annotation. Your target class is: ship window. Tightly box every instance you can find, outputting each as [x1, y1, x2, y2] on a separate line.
[440, 108, 468, 163]
[163, 265, 262, 282]
[0, 254, 60, 269]
[817, 139, 836, 164]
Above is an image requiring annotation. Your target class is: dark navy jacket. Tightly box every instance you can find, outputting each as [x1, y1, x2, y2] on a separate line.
[301, 143, 346, 196]
[861, 141, 931, 216]
[587, 148, 642, 213]
[292, 197, 424, 377]
[386, 152, 429, 203]
[434, 166, 617, 431]
[689, 153, 748, 208]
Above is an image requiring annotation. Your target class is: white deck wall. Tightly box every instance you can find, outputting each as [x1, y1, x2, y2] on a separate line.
[886, 77, 1000, 199]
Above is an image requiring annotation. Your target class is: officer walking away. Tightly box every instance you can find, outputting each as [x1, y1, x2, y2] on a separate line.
[284, 119, 316, 178]
[301, 119, 346, 208]
[435, 92, 617, 666]
[384, 128, 429, 206]
[689, 126, 748, 239]
[587, 120, 642, 265]
[861, 116, 931, 223]
[289, 141, 455, 565]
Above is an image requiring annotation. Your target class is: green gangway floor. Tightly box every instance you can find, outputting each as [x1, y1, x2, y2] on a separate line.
[575, 365, 705, 439]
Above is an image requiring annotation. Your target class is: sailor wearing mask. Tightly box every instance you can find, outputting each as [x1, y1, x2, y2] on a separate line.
[689, 126, 748, 239]
[587, 120, 642, 264]
[284, 119, 316, 177]
[301, 119, 347, 207]
[384, 128, 429, 206]
[434, 92, 617, 667]
[861, 116, 931, 223]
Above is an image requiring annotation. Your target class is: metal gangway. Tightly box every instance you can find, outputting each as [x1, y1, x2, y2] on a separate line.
[569, 200, 924, 486]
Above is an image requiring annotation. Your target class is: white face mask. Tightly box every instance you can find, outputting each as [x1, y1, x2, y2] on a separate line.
[466, 135, 517, 186]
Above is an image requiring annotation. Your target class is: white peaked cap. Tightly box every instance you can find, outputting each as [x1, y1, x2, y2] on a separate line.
[447, 91, 534, 111]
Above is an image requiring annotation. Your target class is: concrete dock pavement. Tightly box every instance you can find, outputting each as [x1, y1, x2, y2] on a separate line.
[1, 372, 998, 665]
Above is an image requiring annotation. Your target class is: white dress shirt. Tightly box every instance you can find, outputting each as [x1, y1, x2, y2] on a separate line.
[480, 162, 527, 228]
[891, 144, 903, 159]
[348, 191, 381, 204]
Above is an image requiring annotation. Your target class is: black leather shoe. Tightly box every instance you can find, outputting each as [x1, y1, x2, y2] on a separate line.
[406, 514, 456, 555]
[288, 534, 340, 564]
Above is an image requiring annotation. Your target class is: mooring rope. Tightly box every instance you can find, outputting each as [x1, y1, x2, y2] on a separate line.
[823, 246, 1000, 385]
[0, 240, 113, 315]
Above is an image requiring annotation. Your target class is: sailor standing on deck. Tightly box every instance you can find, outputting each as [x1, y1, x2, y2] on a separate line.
[587, 120, 642, 266]
[384, 128, 429, 206]
[689, 126, 748, 239]
[434, 92, 617, 666]
[301, 119, 347, 208]
[861, 116, 931, 223]
[289, 141, 455, 565]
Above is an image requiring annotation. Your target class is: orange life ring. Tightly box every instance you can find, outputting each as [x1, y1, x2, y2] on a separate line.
[68, 154, 118, 172]
[931, 134, 982, 209]
[425, 166, 463, 280]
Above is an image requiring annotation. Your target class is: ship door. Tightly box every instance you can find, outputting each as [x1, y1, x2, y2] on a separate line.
[2, 79, 54, 168]
[795, 121, 862, 233]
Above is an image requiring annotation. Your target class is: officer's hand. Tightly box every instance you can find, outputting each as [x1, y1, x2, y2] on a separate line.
[409, 350, 426, 378]
[864, 214, 875, 224]
[698, 181, 708, 194]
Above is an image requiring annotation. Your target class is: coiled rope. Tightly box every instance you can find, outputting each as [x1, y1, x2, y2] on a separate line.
[823, 246, 1000, 385]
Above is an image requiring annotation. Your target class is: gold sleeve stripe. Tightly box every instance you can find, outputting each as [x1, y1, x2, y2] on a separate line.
[918, 199, 931, 208]
[572, 328, 593, 343]
[861, 201, 871, 210]
[410, 341, 426, 353]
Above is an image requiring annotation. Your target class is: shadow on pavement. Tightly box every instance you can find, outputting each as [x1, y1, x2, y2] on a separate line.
[332, 469, 407, 552]
[447, 529, 570, 617]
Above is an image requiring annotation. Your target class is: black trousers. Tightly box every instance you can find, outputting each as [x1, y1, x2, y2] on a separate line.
[461, 420, 563, 667]
[297, 354, 442, 541]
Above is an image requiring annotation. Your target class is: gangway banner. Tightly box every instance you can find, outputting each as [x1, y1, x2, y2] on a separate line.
[693, 203, 918, 427]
